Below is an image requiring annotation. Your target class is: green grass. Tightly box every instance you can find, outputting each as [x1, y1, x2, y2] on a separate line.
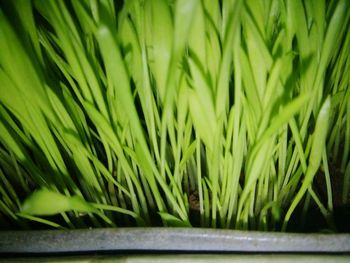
[0, 0, 349, 231]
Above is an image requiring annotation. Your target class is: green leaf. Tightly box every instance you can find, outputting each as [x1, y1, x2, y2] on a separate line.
[21, 189, 96, 216]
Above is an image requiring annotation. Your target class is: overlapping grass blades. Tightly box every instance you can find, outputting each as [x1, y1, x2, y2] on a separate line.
[0, 0, 349, 231]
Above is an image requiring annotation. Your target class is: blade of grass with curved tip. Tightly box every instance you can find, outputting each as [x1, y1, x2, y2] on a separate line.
[172, 77, 190, 187]
[215, 0, 242, 117]
[239, 48, 262, 127]
[237, 139, 272, 224]
[0, 11, 49, 115]
[220, 107, 235, 205]
[0, 120, 27, 163]
[286, 0, 309, 59]
[308, 0, 325, 45]
[282, 98, 331, 231]
[164, 162, 187, 215]
[308, 186, 335, 230]
[257, 57, 284, 139]
[245, 0, 265, 39]
[226, 123, 246, 228]
[172, 0, 200, 58]
[71, 149, 102, 195]
[256, 94, 311, 151]
[243, 8, 273, 103]
[121, 12, 161, 166]
[0, 103, 33, 149]
[46, 89, 78, 134]
[203, 0, 221, 31]
[10, 0, 43, 64]
[92, 203, 140, 221]
[288, 118, 307, 172]
[95, 25, 148, 161]
[204, 6, 222, 91]
[187, 63, 216, 152]
[300, 0, 350, 139]
[16, 213, 66, 229]
[318, 0, 350, 80]
[208, 116, 224, 227]
[146, 0, 173, 103]
[188, 1, 207, 72]
[158, 212, 191, 227]
[237, 94, 310, 223]
[322, 150, 333, 212]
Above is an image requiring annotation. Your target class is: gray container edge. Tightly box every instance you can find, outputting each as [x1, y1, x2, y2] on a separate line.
[1, 227, 350, 254]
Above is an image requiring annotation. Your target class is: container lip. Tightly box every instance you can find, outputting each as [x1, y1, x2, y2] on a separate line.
[1, 227, 350, 254]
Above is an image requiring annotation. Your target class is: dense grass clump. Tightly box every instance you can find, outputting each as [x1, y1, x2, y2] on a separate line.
[0, 0, 349, 231]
